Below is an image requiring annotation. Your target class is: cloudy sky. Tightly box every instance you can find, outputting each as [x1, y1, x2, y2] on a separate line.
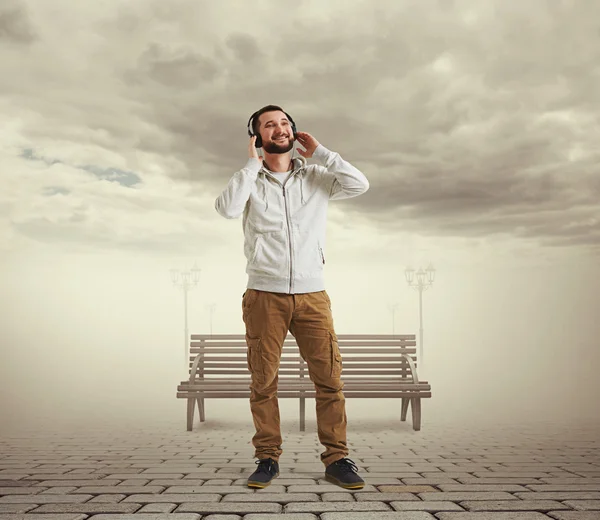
[1, 0, 599, 431]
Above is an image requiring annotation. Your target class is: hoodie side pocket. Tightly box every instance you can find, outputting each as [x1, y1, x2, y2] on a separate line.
[250, 236, 260, 264]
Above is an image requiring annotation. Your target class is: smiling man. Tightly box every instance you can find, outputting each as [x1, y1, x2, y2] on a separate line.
[215, 104, 369, 489]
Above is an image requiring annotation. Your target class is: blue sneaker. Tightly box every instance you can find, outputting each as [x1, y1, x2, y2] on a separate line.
[247, 458, 279, 488]
[325, 457, 365, 489]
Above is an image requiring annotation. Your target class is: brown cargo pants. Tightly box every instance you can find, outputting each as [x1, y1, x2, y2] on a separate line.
[242, 288, 348, 467]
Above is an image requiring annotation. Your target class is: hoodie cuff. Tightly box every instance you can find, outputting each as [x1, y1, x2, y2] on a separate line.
[243, 157, 262, 178]
[312, 143, 334, 164]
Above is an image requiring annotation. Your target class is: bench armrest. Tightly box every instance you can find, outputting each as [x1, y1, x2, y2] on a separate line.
[188, 352, 204, 383]
[398, 353, 420, 384]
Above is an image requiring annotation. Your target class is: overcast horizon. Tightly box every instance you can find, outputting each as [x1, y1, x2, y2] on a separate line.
[1, 0, 599, 432]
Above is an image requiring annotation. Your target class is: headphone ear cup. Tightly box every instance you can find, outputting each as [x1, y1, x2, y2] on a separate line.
[255, 134, 262, 148]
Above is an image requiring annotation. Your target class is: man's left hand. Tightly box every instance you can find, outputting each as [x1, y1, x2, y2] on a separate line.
[295, 131, 320, 158]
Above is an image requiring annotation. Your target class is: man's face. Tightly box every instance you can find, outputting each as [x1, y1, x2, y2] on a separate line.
[257, 111, 294, 154]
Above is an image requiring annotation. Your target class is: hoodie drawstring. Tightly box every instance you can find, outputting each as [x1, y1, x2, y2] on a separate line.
[261, 157, 305, 211]
[263, 180, 269, 212]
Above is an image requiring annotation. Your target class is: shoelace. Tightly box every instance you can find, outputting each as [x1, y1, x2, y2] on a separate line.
[255, 458, 275, 474]
[334, 458, 359, 474]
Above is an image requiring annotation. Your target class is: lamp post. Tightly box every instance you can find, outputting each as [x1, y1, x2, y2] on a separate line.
[205, 303, 216, 336]
[170, 263, 201, 367]
[387, 302, 400, 336]
[405, 263, 435, 365]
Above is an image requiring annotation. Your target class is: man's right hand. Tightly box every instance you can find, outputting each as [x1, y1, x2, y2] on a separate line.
[249, 135, 263, 162]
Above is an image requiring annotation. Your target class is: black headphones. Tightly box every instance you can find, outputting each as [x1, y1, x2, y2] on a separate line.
[247, 109, 298, 148]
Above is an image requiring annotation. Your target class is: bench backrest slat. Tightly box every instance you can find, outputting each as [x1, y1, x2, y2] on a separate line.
[187, 334, 418, 379]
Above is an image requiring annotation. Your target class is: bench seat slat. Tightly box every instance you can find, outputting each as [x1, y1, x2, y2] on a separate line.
[177, 391, 431, 398]
[178, 379, 429, 390]
[190, 348, 417, 355]
[191, 334, 416, 341]
[190, 356, 416, 363]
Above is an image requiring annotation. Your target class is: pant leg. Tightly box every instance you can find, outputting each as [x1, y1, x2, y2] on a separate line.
[288, 289, 348, 467]
[242, 289, 292, 462]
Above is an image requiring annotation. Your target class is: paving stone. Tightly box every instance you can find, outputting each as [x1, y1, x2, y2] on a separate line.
[88, 513, 202, 520]
[401, 478, 461, 484]
[0, 488, 47, 495]
[437, 513, 551, 519]
[137, 503, 178, 512]
[148, 480, 204, 486]
[359, 473, 422, 478]
[28, 503, 142, 513]
[390, 501, 465, 511]
[122, 494, 222, 503]
[562, 500, 600, 510]
[38, 487, 78, 494]
[515, 492, 600, 500]
[243, 514, 318, 520]
[355, 493, 419, 501]
[548, 513, 600, 520]
[438, 484, 530, 492]
[203, 515, 242, 520]
[174, 502, 282, 514]
[72, 486, 166, 494]
[459, 500, 571, 511]
[418, 492, 518, 501]
[0, 505, 37, 513]
[287, 484, 378, 493]
[284, 501, 392, 513]
[526, 484, 600, 491]
[162, 485, 253, 494]
[320, 513, 436, 519]
[379, 485, 438, 493]
[221, 493, 319, 503]
[458, 478, 543, 484]
[0, 495, 93, 504]
[321, 492, 355, 501]
[0, 513, 87, 520]
[88, 494, 127, 502]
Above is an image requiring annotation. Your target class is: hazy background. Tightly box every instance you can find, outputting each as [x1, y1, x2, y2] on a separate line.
[1, 0, 599, 434]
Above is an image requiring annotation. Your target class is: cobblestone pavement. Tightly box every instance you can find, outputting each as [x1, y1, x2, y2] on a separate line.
[1, 412, 599, 520]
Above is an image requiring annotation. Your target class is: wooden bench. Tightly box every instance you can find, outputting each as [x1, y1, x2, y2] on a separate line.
[176, 333, 432, 432]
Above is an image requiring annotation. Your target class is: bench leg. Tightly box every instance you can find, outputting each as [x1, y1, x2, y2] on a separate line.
[299, 396, 305, 432]
[197, 397, 205, 422]
[411, 398, 421, 431]
[400, 398, 410, 421]
[186, 397, 195, 431]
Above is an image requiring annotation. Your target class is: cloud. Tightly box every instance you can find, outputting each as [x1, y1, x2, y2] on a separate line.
[0, 0, 598, 254]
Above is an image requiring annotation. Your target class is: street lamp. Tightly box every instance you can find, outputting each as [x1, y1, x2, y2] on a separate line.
[405, 263, 435, 366]
[205, 303, 216, 336]
[170, 262, 201, 367]
[387, 302, 400, 336]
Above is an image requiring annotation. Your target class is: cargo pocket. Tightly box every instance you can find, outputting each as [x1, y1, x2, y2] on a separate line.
[246, 337, 265, 385]
[330, 331, 342, 378]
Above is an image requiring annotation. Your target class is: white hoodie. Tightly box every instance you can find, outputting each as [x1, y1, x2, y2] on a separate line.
[215, 143, 369, 294]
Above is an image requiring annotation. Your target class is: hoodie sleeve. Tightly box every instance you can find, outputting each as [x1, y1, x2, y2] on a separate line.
[312, 143, 369, 200]
[214, 158, 262, 219]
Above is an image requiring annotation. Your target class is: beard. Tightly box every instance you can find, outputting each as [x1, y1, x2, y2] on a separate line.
[262, 136, 294, 154]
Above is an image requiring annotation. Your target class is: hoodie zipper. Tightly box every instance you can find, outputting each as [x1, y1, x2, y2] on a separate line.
[283, 186, 293, 293]
[264, 162, 296, 294]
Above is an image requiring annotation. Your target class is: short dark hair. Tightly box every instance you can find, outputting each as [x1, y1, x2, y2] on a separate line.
[252, 104, 287, 135]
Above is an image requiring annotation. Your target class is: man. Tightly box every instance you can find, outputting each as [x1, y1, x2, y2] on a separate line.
[215, 105, 369, 489]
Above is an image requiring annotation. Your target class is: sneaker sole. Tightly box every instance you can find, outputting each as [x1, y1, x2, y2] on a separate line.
[247, 472, 279, 489]
[324, 472, 365, 489]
